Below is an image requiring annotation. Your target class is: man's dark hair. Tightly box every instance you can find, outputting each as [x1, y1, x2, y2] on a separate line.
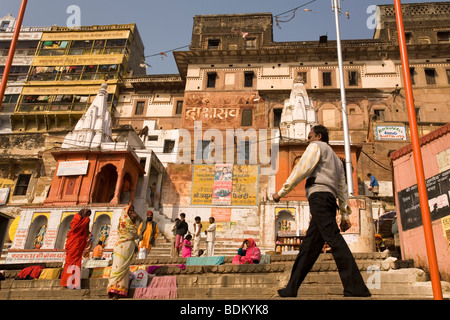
[367, 173, 372, 177]
[311, 125, 329, 143]
[180, 213, 186, 218]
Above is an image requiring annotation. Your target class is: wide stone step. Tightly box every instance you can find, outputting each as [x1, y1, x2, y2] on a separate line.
[2, 251, 448, 300]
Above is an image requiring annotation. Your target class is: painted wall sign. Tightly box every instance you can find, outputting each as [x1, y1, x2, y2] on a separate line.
[191, 164, 259, 206]
[56, 160, 89, 176]
[376, 126, 407, 140]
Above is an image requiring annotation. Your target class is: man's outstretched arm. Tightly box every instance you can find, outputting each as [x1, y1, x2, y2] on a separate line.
[272, 143, 320, 202]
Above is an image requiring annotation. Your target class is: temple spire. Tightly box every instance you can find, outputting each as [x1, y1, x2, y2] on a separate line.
[62, 83, 113, 149]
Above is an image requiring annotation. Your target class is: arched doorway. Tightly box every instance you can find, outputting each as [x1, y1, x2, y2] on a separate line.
[25, 215, 48, 249]
[55, 214, 75, 250]
[91, 214, 111, 247]
[93, 164, 118, 203]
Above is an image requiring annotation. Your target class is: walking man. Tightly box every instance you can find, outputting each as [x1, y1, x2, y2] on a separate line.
[273, 125, 371, 298]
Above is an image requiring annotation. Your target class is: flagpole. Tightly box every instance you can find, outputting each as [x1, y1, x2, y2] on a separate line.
[0, 0, 28, 109]
[393, 0, 442, 300]
[331, 0, 353, 195]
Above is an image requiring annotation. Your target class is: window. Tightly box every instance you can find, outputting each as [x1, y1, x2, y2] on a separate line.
[409, 67, 416, 85]
[196, 140, 210, 160]
[425, 68, 436, 85]
[437, 31, 450, 43]
[244, 71, 254, 87]
[238, 141, 251, 161]
[163, 140, 175, 153]
[147, 135, 158, 141]
[2, 94, 19, 104]
[373, 109, 385, 121]
[14, 174, 31, 196]
[446, 69, 450, 84]
[175, 100, 183, 115]
[415, 108, 421, 122]
[297, 72, 307, 84]
[405, 32, 412, 44]
[245, 38, 257, 49]
[322, 71, 332, 86]
[208, 39, 220, 50]
[348, 71, 358, 86]
[134, 101, 145, 115]
[273, 109, 282, 127]
[207, 72, 216, 88]
[241, 109, 253, 126]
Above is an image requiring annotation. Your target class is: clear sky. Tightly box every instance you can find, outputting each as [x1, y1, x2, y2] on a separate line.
[1, 0, 445, 74]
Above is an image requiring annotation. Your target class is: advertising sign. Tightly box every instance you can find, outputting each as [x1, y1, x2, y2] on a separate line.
[376, 126, 407, 140]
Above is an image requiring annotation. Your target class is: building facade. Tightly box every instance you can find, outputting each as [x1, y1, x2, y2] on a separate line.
[10, 23, 146, 133]
[1, 2, 450, 262]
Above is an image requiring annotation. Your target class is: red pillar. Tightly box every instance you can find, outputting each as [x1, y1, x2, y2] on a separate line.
[393, 0, 443, 300]
[0, 0, 28, 109]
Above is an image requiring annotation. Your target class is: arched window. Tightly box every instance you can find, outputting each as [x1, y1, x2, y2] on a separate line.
[25, 215, 48, 249]
[93, 164, 118, 203]
[91, 214, 111, 247]
[55, 214, 75, 250]
[319, 103, 340, 128]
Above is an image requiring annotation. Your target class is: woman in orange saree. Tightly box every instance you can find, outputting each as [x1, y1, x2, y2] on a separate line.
[107, 205, 139, 299]
[60, 208, 91, 287]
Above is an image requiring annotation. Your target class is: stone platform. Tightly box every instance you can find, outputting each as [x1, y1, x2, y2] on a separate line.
[0, 251, 449, 300]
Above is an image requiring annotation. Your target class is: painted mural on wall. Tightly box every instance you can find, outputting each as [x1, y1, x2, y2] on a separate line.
[191, 164, 259, 206]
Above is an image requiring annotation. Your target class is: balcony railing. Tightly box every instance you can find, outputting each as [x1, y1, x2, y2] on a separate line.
[16, 103, 89, 113]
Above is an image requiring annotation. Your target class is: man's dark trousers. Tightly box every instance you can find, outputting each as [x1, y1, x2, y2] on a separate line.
[279, 192, 371, 297]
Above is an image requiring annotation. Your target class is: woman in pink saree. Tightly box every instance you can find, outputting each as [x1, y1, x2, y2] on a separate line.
[232, 238, 261, 264]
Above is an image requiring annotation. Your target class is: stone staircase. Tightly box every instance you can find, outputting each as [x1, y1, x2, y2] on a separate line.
[150, 237, 241, 257]
[0, 251, 449, 300]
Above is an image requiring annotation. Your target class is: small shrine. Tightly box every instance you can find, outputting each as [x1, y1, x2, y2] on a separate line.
[280, 76, 318, 141]
[44, 83, 144, 206]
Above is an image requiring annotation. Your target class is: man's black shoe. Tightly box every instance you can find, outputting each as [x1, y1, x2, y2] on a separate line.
[278, 288, 297, 298]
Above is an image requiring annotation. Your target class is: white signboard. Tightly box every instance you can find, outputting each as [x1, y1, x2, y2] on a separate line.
[376, 126, 407, 141]
[56, 160, 89, 176]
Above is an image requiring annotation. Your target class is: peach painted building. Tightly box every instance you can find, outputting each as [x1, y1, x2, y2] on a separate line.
[390, 122, 450, 281]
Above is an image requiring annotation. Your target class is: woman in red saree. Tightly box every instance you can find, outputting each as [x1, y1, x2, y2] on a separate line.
[60, 208, 91, 287]
[232, 238, 261, 264]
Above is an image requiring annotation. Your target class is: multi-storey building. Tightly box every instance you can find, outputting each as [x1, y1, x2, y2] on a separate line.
[10, 23, 146, 132]
[0, 14, 50, 133]
[142, 2, 449, 251]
